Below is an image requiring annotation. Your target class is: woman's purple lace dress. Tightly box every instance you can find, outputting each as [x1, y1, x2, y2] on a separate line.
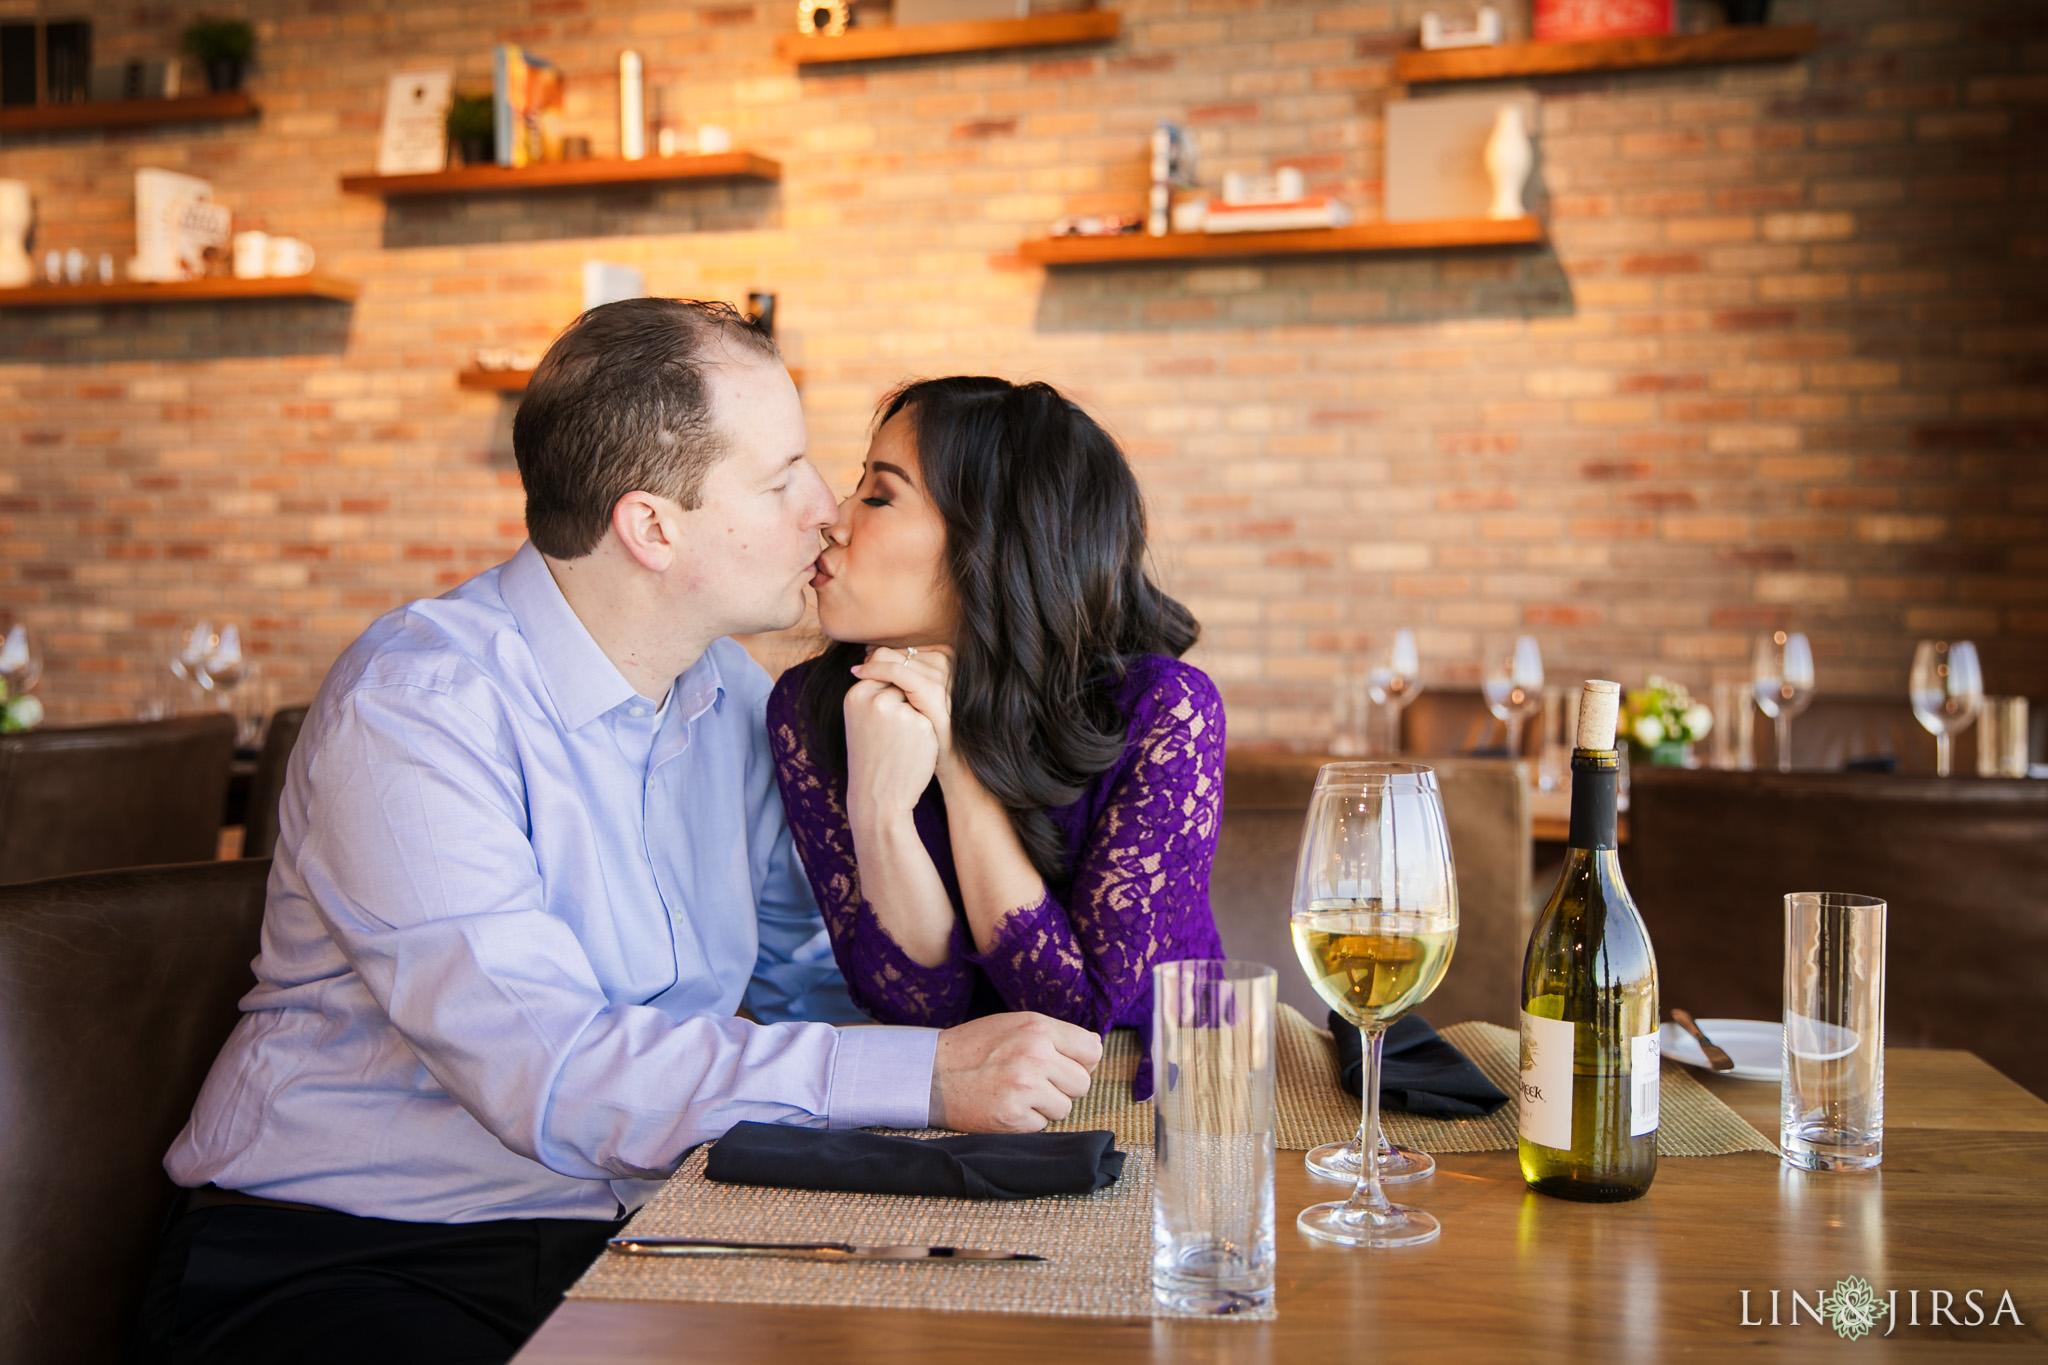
[766, 653, 1227, 1099]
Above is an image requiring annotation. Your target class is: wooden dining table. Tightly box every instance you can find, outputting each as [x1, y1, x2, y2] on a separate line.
[517, 1049, 2048, 1362]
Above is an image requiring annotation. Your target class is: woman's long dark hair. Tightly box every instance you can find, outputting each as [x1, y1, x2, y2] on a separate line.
[801, 377, 1199, 885]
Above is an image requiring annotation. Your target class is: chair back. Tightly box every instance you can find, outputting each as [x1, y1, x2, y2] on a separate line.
[1401, 688, 1540, 758]
[0, 716, 235, 885]
[242, 706, 309, 859]
[1212, 752, 1531, 1028]
[1624, 768, 2048, 1097]
[0, 858, 269, 1365]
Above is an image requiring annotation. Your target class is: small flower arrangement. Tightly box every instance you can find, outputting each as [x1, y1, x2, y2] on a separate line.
[1620, 675, 1712, 764]
[0, 678, 42, 733]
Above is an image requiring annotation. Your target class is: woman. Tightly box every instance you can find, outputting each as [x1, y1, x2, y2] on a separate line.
[766, 377, 1225, 1099]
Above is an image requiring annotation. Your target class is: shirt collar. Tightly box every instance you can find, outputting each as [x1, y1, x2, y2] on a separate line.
[498, 542, 640, 732]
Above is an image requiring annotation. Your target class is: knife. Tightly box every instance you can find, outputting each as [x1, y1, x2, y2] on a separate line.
[1670, 1009, 1736, 1072]
[606, 1237, 1045, 1263]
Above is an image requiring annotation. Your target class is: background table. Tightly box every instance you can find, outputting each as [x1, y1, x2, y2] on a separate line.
[518, 1050, 2048, 1362]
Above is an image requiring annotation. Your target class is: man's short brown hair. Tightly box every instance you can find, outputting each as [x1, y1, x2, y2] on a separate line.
[512, 298, 780, 559]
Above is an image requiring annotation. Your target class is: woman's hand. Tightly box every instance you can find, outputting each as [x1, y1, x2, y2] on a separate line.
[853, 646, 961, 781]
[843, 672, 939, 825]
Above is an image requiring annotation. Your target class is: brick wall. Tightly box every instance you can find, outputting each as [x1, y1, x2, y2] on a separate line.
[2, 0, 2043, 744]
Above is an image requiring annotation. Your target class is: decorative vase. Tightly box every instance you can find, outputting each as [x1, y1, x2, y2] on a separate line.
[1650, 740, 1693, 768]
[0, 180, 32, 288]
[1483, 105, 1533, 221]
[204, 58, 245, 93]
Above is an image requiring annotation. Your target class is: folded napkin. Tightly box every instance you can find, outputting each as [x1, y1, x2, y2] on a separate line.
[1330, 1012, 1511, 1118]
[704, 1122, 1126, 1201]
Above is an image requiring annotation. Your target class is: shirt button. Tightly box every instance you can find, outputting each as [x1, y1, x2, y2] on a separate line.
[630, 706, 648, 718]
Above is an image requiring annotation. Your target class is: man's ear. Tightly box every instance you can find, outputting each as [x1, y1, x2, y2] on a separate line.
[610, 491, 679, 573]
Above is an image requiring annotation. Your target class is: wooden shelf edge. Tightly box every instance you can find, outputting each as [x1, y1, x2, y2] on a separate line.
[777, 10, 1120, 65]
[0, 274, 359, 306]
[0, 91, 258, 134]
[340, 152, 783, 197]
[460, 365, 806, 394]
[1395, 24, 1817, 83]
[1015, 216, 1545, 265]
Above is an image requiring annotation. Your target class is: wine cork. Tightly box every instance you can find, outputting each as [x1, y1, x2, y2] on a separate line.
[1575, 680, 1621, 750]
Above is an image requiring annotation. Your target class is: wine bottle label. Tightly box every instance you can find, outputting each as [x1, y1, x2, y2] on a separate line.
[1518, 1009, 1575, 1150]
[1631, 1032, 1661, 1136]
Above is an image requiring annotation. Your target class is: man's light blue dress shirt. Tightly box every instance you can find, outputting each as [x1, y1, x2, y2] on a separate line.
[165, 544, 937, 1223]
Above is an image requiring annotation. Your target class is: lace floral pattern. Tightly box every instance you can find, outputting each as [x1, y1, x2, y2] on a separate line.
[767, 655, 1228, 1098]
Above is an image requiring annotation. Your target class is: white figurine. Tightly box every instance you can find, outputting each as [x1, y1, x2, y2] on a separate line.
[0, 180, 33, 288]
[1484, 104, 1533, 221]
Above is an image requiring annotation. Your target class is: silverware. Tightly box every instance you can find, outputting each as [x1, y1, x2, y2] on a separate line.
[606, 1237, 1045, 1263]
[1670, 1009, 1736, 1072]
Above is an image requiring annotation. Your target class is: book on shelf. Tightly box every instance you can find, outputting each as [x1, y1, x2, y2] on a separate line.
[1203, 196, 1354, 234]
[492, 45, 564, 167]
[1532, 0, 1674, 41]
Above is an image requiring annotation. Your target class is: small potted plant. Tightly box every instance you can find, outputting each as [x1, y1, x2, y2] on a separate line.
[446, 91, 496, 167]
[182, 17, 257, 93]
[0, 679, 42, 734]
[1620, 675, 1714, 767]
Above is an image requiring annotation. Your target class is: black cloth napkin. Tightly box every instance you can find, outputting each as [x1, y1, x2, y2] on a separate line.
[1330, 1012, 1511, 1118]
[704, 1122, 1126, 1201]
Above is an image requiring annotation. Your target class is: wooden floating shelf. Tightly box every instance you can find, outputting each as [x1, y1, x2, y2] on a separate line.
[0, 275, 359, 307]
[1395, 24, 1817, 83]
[0, 91, 258, 134]
[1016, 216, 1545, 266]
[460, 366, 806, 394]
[340, 152, 781, 198]
[777, 11, 1120, 65]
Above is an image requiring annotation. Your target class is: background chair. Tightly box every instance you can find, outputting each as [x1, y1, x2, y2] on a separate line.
[1401, 688, 1540, 759]
[0, 715, 235, 885]
[0, 858, 270, 1365]
[1624, 767, 2048, 1098]
[241, 705, 309, 860]
[1211, 752, 1532, 1029]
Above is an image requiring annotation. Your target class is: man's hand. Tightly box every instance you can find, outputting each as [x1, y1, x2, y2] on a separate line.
[928, 1012, 1104, 1133]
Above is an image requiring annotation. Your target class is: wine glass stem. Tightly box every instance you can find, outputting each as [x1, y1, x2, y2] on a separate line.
[1505, 715, 1523, 759]
[1342, 1024, 1396, 1220]
[1936, 732, 1951, 778]
[1775, 714, 1793, 774]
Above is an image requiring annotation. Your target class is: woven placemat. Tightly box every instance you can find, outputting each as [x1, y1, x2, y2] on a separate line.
[1048, 1007, 1776, 1158]
[569, 1139, 1272, 1321]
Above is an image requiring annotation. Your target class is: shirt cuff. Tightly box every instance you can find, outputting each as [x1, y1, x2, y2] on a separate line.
[825, 1024, 940, 1131]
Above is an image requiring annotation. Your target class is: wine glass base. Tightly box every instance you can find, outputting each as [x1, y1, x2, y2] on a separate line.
[1297, 1200, 1440, 1248]
[1304, 1140, 1434, 1185]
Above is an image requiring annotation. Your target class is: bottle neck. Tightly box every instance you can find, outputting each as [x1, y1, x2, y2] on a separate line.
[1566, 749, 1620, 851]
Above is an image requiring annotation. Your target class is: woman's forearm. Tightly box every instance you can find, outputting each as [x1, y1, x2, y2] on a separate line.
[937, 765, 1048, 954]
[847, 806, 959, 967]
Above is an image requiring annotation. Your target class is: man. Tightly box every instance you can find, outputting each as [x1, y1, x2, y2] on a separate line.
[137, 299, 1102, 1364]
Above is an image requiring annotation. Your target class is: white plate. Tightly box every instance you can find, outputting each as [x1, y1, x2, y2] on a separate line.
[1657, 1018, 1782, 1082]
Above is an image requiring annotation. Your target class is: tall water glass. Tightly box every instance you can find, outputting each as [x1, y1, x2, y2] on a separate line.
[1976, 696, 2030, 778]
[1782, 893, 1886, 1172]
[1753, 631, 1814, 773]
[1482, 635, 1543, 758]
[1909, 640, 1983, 777]
[1291, 763, 1458, 1247]
[1152, 960, 1276, 1315]
[1709, 679, 1756, 771]
[1365, 628, 1424, 755]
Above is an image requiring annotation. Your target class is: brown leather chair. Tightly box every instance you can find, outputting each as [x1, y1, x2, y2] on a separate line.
[242, 705, 309, 860]
[0, 858, 269, 1365]
[1623, 768, 2048, 1098]
[1401, 688, 1541, 759]
[0, 715, 236, 885]
[1213, 752, 1532, 1029]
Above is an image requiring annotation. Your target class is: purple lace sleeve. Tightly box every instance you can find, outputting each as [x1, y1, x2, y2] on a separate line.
[967, 665, 1226, 1033]
[766, 675, 979, 1029]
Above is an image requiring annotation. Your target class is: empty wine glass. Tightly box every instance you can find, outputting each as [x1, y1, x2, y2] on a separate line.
[0, 623, 41, 696]
[1365, 628, 1424, 756]
[1910, 640, 1983, 777]
[170, 621, 216, 687]
[1290, 763, 1459, 1248]
[199, 622, 247, 699]
[1482, 635, 1544, 758]
[1753, 631, 1815, 773]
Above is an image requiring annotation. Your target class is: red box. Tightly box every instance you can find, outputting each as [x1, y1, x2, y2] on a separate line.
[1532, 0, 1675, 41]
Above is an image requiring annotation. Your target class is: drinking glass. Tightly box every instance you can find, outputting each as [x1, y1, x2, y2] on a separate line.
[1752, 631, 1814, 773]
[1151, 960, 1276, 1315]
[1537, 684, 1572, 791]
[1365, 629, 1424, 756]
[199, 622, 248, 707]
[1709, 679, 1755, 771]
[1329, 663, 1364, 757]
[0, 623, 41, 696]
[1976, 696, 2030, 778]
[1482, 635, 1543, 759]
[170, 621, 217, 699]
[1290, 763, 1459, 1247]
[1909, 640, 1983, 778]
[1782, 893, 1886, 1172]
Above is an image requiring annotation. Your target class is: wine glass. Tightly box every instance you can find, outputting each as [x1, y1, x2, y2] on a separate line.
[1482, 635, 1544, 758]
[1290, 762, 1459, 1248]
[1364, 628, 1424, 756]
[1910, 640, 1983, 777]
[170, 621, 217, 698]
[199, 622, 247, 700]
[0, 623, 41, 696]
[1752, 631, 1815, 773]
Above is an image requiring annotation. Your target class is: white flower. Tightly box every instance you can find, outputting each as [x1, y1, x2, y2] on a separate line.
[1632, 714, 1665, 747]
[1682, 703, 1714, 741]
[4, 694, 43, 731]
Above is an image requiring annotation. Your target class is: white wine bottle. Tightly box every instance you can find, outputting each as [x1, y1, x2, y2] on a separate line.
[1519, 680, 1660, 1201]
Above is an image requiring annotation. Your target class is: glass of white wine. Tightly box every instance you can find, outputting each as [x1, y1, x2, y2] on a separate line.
[1290, 762, 1459, 1248]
